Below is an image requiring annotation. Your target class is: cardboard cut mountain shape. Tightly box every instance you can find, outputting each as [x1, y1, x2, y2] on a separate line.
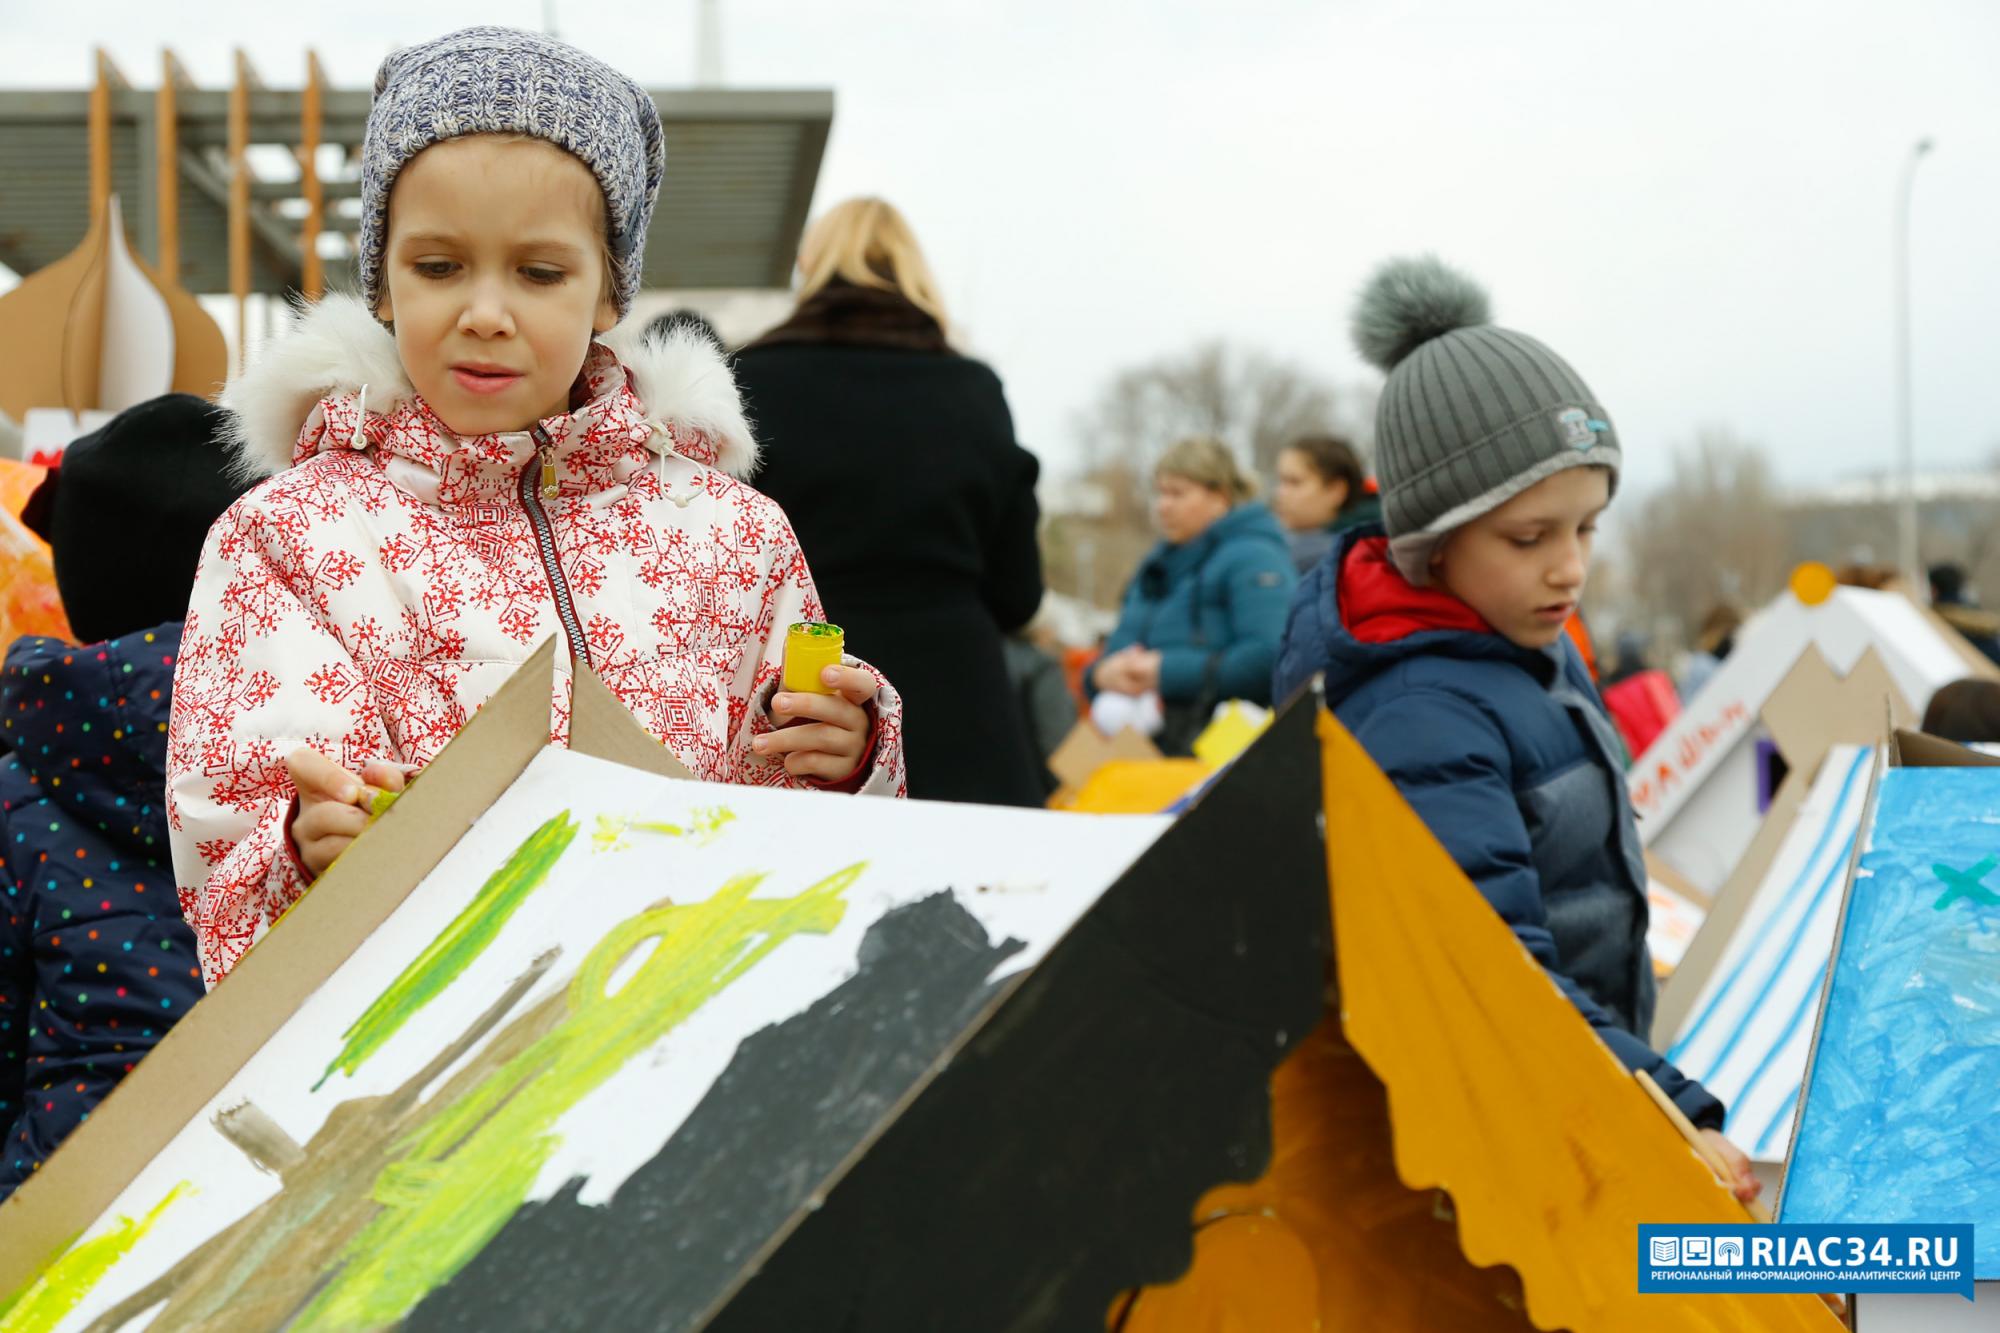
[0, 642, 1329, 1333]
[1119, 705, 1840, 1332]
[1630, 574, 1988, 897]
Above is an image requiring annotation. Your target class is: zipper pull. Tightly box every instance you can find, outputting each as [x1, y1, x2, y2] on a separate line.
[540, 454, 559, 500]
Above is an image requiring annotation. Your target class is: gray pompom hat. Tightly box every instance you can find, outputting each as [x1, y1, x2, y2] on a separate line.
[358, 26, 666, 318]
[1353, 255, 1620, 584]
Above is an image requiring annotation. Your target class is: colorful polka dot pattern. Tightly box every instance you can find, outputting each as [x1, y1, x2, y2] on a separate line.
[0, 621, 204, 1200]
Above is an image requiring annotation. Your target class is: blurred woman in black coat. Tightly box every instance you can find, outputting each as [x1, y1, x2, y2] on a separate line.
[734, 198, 1047, 806]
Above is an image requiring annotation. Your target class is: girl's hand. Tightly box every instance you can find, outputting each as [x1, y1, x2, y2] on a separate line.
[754, 665, 877, 784]
[286, 748, 408, 879]
[1697, 1128, 1762, 1204]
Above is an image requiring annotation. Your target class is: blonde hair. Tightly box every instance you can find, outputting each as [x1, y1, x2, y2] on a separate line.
[795, 197, 948, 327]
[1156, 437, 1256, 504]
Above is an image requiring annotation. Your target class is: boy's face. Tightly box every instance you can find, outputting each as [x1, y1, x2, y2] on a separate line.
[377, 135, 618, 437]
[1429, 466, 1610, 651]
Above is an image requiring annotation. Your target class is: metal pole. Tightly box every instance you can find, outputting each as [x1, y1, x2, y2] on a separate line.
[1895, 137, 1934, 592]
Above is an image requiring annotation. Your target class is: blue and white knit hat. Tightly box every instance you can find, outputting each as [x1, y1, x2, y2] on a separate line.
[358, 26, 666, 317]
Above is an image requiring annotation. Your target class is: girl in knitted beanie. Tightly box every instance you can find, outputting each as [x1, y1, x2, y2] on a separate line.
[169, 28, 906, 987]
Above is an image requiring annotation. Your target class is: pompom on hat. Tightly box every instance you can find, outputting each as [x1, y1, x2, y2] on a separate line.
[357, 26, 666, 318]
[1353, 255, 1620, 584]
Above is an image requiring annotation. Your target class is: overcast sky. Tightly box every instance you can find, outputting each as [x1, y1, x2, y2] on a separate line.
[2, 0, 1995, 498]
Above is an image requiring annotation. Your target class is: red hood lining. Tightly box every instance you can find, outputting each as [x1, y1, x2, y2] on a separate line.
[1339, 536, 1491, 644]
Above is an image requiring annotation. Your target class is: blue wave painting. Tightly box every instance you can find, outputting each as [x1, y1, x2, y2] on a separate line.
[1780, 766, 2000, 1279]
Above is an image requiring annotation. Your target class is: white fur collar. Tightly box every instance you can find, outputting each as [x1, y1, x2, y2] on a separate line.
[219, 293, 758, 480]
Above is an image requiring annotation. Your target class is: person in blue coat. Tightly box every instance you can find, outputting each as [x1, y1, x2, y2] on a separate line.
[1091, 437, 1296, 755]
[0, 393, 245, 1198]
[1275, 257, 1759, 1204]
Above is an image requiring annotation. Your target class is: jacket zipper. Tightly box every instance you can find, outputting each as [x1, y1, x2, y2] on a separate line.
[521, 424, 592, 670]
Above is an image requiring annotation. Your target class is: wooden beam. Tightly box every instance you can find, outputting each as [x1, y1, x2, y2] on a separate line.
[229, 48, 254, 367]
[88, 49, 127, 226]
[157, 51, 188, 281]
[299, 51, 326, 300]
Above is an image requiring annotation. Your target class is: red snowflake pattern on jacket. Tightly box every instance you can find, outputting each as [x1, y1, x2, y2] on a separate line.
[169, 343, 905, 986]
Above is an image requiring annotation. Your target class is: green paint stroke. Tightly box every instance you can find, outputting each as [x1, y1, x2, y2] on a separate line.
[0, 1183, 190, 1333]
[590, 806, 736, 854]
[315, 811, 580, 1091]
[294, 862, 861, 1331]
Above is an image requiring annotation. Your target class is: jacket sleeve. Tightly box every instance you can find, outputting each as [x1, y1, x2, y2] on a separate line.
[979, 444, 1045, 634]
[728, 501, 907, 798]
[1084, 582, 1147, 702]
[1272, 555, 1335, 708]
[167, 499, 397, 988]
[1156, 544, 1299, 707]
[1352, 685, 1725, 1129]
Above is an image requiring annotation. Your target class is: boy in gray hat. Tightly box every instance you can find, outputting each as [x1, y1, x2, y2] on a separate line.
[172, 28, 907, 986]
[1273, 256, 1758, 1202]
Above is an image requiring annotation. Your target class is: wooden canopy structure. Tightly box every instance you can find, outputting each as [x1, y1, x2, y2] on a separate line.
[0, 49, 834, 327]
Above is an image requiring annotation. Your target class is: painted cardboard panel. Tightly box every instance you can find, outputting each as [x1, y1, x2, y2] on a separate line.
[1781, 763, 2000, 1279]
[1632, 587, 1968, 886]
[1665, 745, 1874, 1162]
[1317, 711, 1840, 1332]
[1651, 645, 1911, 1045]
[2, 658, 1334, 1331]
[2, 745, 1169, 1328]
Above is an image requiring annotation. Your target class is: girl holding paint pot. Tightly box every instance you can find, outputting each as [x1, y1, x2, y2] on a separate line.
[168, 28, 904, 988]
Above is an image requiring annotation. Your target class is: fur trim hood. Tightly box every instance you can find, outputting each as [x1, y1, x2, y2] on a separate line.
[219, 293, 757, 480]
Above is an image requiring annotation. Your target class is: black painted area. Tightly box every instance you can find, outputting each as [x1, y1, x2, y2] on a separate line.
[701, 694, 1329, 1333]
[417, 693, 1329, 1333]
[409, 890, 1020, 1333]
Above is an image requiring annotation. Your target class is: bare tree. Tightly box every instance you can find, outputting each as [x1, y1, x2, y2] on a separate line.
[1043, 341, 1367, 610]
[1072, 340, 1358, 479]
[1621, 429, 1793, 654]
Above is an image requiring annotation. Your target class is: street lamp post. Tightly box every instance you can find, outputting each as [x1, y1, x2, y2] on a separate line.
[1895, 137, 1934, 592]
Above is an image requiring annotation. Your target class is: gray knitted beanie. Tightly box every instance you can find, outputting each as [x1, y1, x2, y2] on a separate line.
[1353, 255, 1620, 584]
[359, 26, 666, 317]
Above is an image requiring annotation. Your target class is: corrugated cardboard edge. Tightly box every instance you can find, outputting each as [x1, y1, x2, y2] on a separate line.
[0, 639, 563, 1292]
[569, 662, 694, 780]
[1774, 742, 1886, 1217]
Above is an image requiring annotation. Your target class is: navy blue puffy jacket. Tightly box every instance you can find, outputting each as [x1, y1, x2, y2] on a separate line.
[0, 624, 204, 1198]
[1274, 529, 1723, 1129]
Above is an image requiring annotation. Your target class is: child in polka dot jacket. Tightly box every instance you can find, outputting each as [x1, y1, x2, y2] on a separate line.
[0, 394, 246, 1199]
[168, 29, 907, 989]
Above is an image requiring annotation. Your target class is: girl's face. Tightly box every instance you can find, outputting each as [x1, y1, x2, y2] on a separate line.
[1154, 473, 1232, 545]
[376, 135, 617, 437]
[1430, 466, 1609, 651]
[1272, 448, 1350, 532]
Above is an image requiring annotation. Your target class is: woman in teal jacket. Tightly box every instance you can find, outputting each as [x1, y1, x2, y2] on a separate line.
[1091, 437, 1298, 753]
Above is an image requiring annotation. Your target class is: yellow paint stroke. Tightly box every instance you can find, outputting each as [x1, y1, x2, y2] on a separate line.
[294, 862, 861, 1330]
[1314, 712, 1840, 1332]
[0, 1183, 190, 1333]
[589, 806, 736, 854]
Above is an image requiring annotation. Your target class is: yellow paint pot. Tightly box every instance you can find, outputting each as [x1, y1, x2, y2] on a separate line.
[783, 622, 845, 695]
